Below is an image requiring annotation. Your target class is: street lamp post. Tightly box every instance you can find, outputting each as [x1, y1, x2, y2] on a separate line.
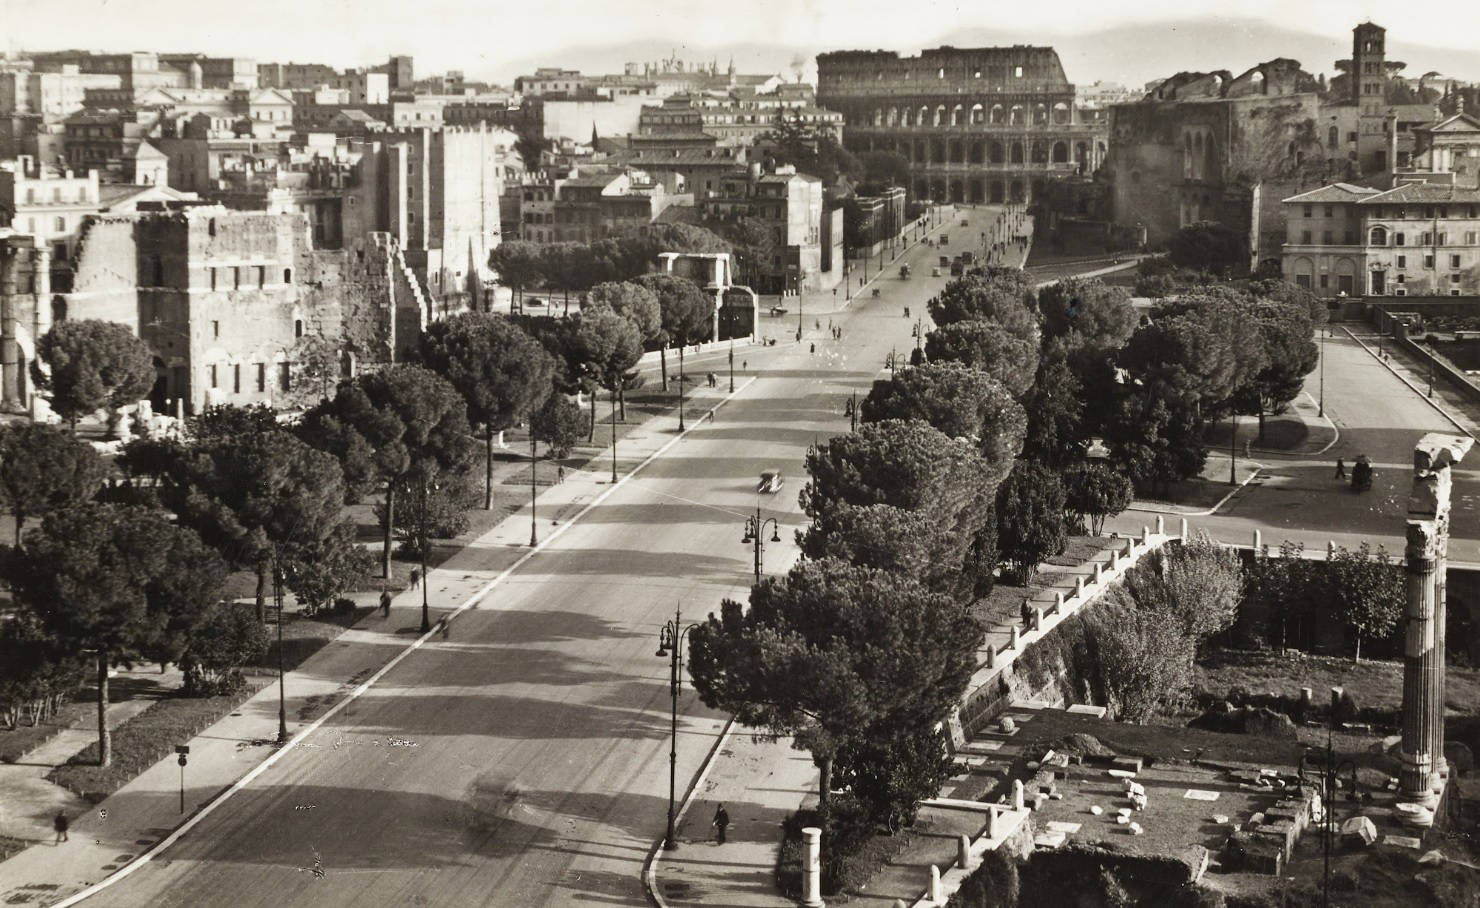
[1229, 414, 1238, 487]
[656, 605, 699, 851]
[678, 342, 686, 431]
[742, 503, 781, 585]
[418, 472, 431, 633]
[1318, 327, 1327, 417]
[611, 390, 619, 484]
[728, 340, 735, 393]
[849, 390, 858, 432]
[273, 559, 288, 746]
[529, 428, 538, 547]
[797, 292, 804, 343]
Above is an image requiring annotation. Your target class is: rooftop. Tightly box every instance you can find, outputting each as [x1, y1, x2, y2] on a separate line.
[1282, 183, 1383, 204]
[1358, 182, 1480, 205]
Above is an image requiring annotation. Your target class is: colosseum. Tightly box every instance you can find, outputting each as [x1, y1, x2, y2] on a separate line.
[816, 46, 1108, 204]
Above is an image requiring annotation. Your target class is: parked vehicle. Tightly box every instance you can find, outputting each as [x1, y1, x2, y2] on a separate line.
[939, 255, 950, 267]
[899, 264, 911, 279]
[939, 233, 949, 245]
[1352, 455, 1374, 492]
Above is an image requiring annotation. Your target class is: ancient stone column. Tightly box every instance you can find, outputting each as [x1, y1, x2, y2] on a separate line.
[1400, 434, 1472, 802]
[800, 826, 824, 907]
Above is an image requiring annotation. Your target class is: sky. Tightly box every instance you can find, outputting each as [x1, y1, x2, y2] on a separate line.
[5, 0, 1480, 87]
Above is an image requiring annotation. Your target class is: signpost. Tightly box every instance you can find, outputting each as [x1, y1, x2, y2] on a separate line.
[175, 745, 190, 814]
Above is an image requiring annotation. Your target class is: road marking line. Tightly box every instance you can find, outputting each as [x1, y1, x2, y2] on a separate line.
[53, 376, 760, 908]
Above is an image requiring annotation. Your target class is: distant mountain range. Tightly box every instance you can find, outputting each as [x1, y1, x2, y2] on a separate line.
[488, 17, 1480, 92]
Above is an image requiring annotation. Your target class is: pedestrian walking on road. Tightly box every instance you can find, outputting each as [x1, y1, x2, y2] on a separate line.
[380, 588, 392, 619]
[53, 811, 68, 845]
[809, 343, 815, 354]
[713, 804, 730, 844]
[437, 615, 450, 639]
[1334, 458, 1347, 480]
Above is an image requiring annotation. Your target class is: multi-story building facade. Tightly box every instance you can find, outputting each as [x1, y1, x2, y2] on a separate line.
[514, 68, 586, 98]
[637, 87, 843, 147]
[702, 163, 833, 292]
[817, 46, 1107, 204]
[1282, 178, 1480, 296]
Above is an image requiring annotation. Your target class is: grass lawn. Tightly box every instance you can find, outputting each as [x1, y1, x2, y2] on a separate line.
[1193, 648, 1480, 720]
[1133, 452, 1259, 511]
[0, 696, 94, 764]
[0, 834, 27, 861]
[47, 682, 265, 805]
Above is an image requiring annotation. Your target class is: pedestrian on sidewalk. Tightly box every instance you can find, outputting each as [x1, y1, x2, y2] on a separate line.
[809, 342, 815, 354]
[557, 464, 566, 484]
[409, 567, 422, 590]
[437, 615, 451, 638]
[380, 587, 392, 619]
[1021, 598, 1033, 629]
[713, 804, 730, 844]
[53, 811, 68, 844]
[1334, 458, 1346, 480]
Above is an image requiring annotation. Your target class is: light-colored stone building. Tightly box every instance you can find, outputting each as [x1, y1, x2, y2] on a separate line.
[1282, 179, 1480, 297]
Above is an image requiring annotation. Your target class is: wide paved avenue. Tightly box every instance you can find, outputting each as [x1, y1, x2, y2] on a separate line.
[94, 206, 1002, 907]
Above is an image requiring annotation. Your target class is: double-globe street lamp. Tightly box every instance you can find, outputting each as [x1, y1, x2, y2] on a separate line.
[742, 504, 781, 585]
[655, 605, 699, 851]
[272, 558, 290, 746]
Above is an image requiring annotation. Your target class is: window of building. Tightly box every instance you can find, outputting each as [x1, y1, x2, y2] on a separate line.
[1368, 225, 1387, 246]
[295, 319, 304, 338]
[1468, 232, 1479, 245]
[212, 320, 219, 338]
[255, 363, 266, 392]
[1014, 66, 1023, 78]
[1344, 230, 1357, 245]
[1454, 273, 1463, 283]
[1396, 232, 1406, 246]
[1453, 254, 1463, 268]
[209, 364, 218, 389]
[1421, 232, 1432, 245]
[54, 216, 66, 232]
[1397, 255, 1406, 268]
[1425, 254, 1436, 269]
[1453, 288, 1463, 295]
[234, 266, 242, 289]
[1296, 274, 1312, 288]
[1325, 206, 1333, 217]
[279, 362, 291, 393]
[1322, 230, 1333, 245]
[1303, 204, 1312, 217]
[1301, 230, 1312, 244]
[233, 364, 241, 394]
[257, 266, 266, 288]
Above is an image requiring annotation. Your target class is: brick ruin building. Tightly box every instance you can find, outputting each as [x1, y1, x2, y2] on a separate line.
[0, 202, 430, 417]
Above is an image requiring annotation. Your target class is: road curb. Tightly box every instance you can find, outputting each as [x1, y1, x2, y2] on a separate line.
[49, 377, 761, 908]
[1341, 327, 1473, 438]
[644, 718, 738, 908]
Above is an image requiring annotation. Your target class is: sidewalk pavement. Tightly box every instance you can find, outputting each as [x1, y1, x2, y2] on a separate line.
[0, 375, 746, 908]
[0, 667, 183, 844]
[649, 727, 817, 908]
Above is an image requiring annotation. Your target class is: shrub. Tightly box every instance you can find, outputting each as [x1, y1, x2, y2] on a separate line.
[181, 601, 268, 697]
[947, 847, 1020, 907]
